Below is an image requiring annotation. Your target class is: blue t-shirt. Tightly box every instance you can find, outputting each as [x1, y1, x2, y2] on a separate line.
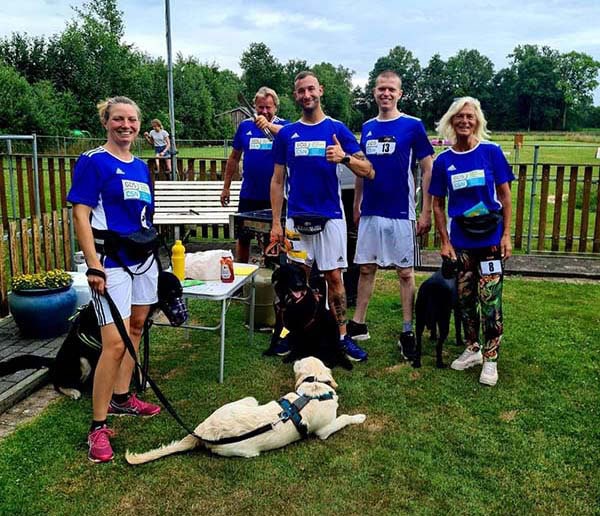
[233, 116, 289, 201]
[360, 114, 433, 220]
[429, 141, 515, 249]
[273, 117, 360, 219]
[67, 147, 154, 266]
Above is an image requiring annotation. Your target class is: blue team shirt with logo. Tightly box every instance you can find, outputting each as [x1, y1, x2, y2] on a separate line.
[360, 114, 433, 220]
[273, 117, 360, 218]
[67, 147, 154, 266]
[233, 116, 288, 201]
[429, 141, 515, 249]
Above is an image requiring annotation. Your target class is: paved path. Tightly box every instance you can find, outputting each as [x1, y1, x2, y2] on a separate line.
[0, 317, 64, 414]
[0, 252, 598, 439]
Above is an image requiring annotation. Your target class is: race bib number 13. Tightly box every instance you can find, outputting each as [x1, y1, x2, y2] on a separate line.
[365, 138, 396, 155]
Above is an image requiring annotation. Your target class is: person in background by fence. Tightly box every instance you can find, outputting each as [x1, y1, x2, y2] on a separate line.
[430, 96, 514, 387]
[144, 118, 172, 175]
[221, 87, 289, 263]
[68, 96, 161, 463]
[347, 70, 434, 362]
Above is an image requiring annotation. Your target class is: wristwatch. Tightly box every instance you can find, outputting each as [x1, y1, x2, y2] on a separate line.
[341, 154, 351, 165]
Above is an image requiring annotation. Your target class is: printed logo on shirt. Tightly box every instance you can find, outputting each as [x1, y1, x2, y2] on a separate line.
[365, 131, 373, 137]
[448, 165, 456, 171]
[246, 131, 253, 136]
[365, 136, 396, 155]
[249, 137, 273, 151]
[294, 140, 326, 157]
[450, 169, 485, 191]
[115, 167, 126, 175]
[291, 132, 300, 139]
[122, 180, 152, 203]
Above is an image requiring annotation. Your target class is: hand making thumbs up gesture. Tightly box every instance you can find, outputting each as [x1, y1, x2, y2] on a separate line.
[326, 134, 347, 163]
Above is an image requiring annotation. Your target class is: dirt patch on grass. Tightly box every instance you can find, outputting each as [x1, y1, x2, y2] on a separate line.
[499, 409, 518, 422]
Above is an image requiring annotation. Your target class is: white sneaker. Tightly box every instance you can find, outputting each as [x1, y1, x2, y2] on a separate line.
[451, 347, 483, 370]
[479, 361, 498, 386]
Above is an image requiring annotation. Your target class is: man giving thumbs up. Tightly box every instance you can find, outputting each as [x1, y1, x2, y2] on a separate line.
[270, 71, 374, 362]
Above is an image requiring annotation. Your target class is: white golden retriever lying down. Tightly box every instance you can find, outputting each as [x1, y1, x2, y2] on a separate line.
[126, 357, 366, 463]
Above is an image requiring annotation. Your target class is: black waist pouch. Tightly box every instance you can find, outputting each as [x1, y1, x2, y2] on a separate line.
[292, 213, 329, 235]
[455, 211, 503, 237]
[94, 227, 159, 263]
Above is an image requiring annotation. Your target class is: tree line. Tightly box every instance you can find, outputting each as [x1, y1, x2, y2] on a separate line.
[1, 0, 599, 140]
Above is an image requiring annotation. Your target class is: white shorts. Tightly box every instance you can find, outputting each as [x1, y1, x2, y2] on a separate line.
[285, 217, 347, 271]
[354, 216, 420, 268]
[91, 255, 159, 326]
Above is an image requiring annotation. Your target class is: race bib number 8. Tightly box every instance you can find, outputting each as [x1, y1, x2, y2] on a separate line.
[479, 259, 502, 276]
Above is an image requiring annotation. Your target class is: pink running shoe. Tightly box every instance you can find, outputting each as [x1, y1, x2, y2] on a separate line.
[88, 426, 115, 463]
[108, 394, 161, 417]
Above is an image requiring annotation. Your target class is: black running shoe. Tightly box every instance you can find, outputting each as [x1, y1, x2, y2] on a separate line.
[346, 320, 370, 341]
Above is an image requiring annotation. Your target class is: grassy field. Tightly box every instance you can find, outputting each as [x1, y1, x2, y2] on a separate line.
[0, 273, 598, 515]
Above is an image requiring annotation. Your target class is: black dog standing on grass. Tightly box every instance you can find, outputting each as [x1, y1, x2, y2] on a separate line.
[414, 265, 463, 369]
[264, 263, 353, 370]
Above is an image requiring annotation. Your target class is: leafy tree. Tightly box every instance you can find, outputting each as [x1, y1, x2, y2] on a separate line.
[43, 0, 145, 133]
[0, 64, 35, 134]
[556, 51, 600, 129]
[366, 46, 422, 118]
[312, 62, 355, 125]
[420, 54, 452, 128]
[509, 45, 562, 130]
[0, 33, 49, 84]
[30, 81, 78, 135]
[239, 43, 285, 98]
[487, 68, 520, 130]
[446, 49, 494, 102]
[0, 65, 75, 135]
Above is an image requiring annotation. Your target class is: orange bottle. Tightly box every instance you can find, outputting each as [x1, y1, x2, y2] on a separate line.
[220, 255, 234, 283]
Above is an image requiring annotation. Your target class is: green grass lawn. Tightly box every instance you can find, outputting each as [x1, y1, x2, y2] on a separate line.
[0, 273, 598, 515]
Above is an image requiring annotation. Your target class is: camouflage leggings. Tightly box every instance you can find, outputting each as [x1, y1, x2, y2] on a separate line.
[456, 247, 504, 361]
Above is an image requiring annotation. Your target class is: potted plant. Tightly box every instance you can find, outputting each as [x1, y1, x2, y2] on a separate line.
[8, 269, 78, 339]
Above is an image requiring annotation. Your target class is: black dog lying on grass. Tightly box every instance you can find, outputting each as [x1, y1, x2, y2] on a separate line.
[263, 263, 353, 370]
[414, 269, 463, 368]
[0, 303, 101, 399]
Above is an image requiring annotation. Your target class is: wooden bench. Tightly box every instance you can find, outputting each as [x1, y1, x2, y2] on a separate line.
[153, 180, 241, 240]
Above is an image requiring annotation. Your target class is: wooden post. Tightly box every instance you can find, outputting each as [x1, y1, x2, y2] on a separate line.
[537, 165, 550, 252]
[551, 166, 564, 252]
[565, 167, 578, 252]
[578, 167, 592, 253]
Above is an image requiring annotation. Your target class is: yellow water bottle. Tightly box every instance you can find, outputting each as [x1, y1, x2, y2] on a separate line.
[172, 239, 185, 281]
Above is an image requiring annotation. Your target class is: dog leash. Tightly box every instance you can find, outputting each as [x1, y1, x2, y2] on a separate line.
[86, 267, 202, 440]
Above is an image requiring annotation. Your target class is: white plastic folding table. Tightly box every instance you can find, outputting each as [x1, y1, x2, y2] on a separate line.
[159, 264, 259, 383]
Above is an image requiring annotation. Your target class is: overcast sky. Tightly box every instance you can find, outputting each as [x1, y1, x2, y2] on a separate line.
[3, 0, 600, 104]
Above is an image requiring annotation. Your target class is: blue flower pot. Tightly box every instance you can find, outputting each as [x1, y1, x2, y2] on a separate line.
[8, 285, 78, 339]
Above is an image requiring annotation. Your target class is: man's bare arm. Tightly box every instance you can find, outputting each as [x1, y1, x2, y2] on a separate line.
[221, 149, 242, 206]
[416, 155, 433, 235]
[270, 164, 286, 242]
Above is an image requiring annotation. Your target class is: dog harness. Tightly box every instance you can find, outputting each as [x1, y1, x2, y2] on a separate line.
[202, 382, 334, 445]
